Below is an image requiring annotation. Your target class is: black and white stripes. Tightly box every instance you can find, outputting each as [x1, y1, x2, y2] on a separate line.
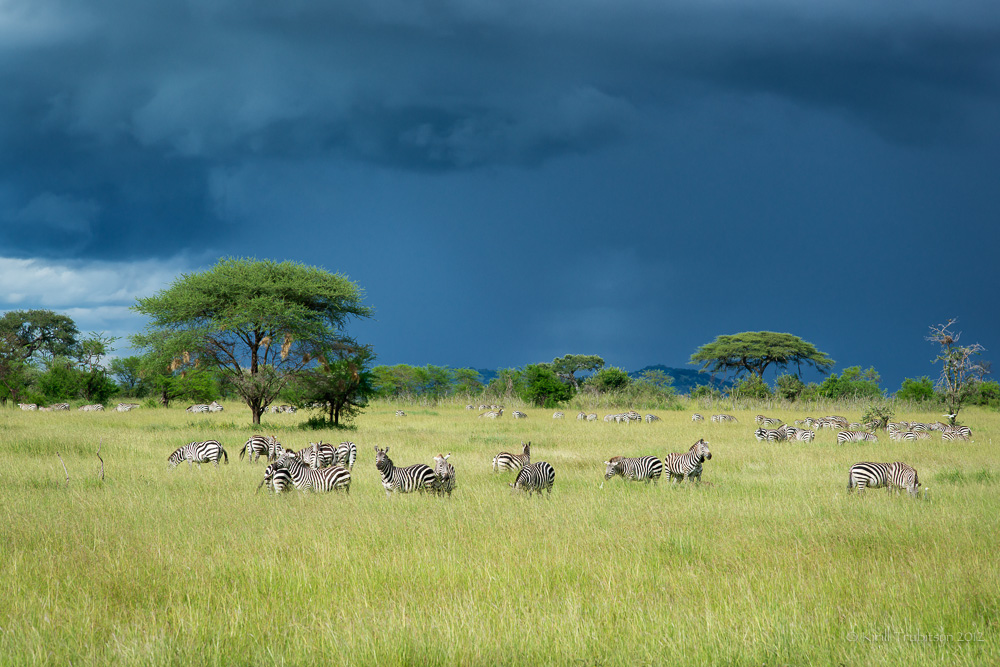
[509, 462, 555, 495]
[847, 462, 920, 497]
[603, 455, 663, 485]
[374, 446, 437, 498]
[664, 439, 711, 483]
[493, 442, 530, 473]
[271, 455, 351, 493]
[167, 440, 228, 468]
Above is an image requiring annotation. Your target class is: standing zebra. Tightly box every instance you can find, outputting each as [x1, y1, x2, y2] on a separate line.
[433, 453, 457, 497]
[837, 431, 879, 445]
[754, 425, 788, 442]
[510, 462, 555, 496]
[602, 455, 663, 486]
[711, 414, 738, 423]
[577, 411, 587, 420]
[374, 446, 437, 497]
[296, 442, 338, 468]
[645, 414, 661, 423]
[167, 440, 228, 468]
[664, 439, 712, 483]
[784, 427, 816, 442]
[493, 442, 530, 473]
[335, 441, 358, 469]
[395, 410, 407, 417]
[512, 410, 528, 419]
[942, 426, 972, 441]
[553, 411, 565, 419]
[755, 415, 783, 427]
[256, 462, 294, 494]
[691, 413, 704, 422]
[847, 462, 920, 497]
[241, 435, 282, 463]
[272, 455, 351, 493]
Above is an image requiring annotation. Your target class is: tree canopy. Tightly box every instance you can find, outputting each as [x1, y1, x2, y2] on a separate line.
[131, 257, 372, 424]
[690, 331, 834, 380]
[927, 319, 988, 425]
[549, 354, 605, 389]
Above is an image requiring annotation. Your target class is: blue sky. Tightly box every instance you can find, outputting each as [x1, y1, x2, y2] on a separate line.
[2, 0, 998, 389]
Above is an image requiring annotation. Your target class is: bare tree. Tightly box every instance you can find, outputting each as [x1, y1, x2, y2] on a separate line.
[926, 319, 988, 425]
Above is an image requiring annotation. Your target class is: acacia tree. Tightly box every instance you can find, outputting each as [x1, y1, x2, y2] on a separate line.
[549, 354, 605, 389]
[690, 331, 834, 380]
[927, 319, 988, 425]
[291, 344, 375, 426]
[131, 258, 372, 424]
[0, 310, 82, 404]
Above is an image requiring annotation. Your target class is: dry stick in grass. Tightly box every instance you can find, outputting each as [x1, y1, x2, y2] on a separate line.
[96, 439, 105, 482]
[56, 452, 69, 487]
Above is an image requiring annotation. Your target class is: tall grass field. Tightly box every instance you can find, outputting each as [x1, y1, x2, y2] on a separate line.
[2, 401, 997, 665]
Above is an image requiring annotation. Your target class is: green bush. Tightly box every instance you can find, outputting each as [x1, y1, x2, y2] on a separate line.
[728, 375, 772, 401]
[895, 376, 936, 402]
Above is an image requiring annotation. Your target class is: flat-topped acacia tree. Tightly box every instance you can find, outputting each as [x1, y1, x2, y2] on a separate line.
[690, 331, 834, 381]
[131, 257, 373, 424]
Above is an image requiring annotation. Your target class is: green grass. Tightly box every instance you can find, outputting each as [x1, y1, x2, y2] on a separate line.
[1, 401, 998, 665]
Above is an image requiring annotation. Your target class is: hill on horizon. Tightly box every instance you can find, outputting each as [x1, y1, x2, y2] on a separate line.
[473, 364, 731, 395]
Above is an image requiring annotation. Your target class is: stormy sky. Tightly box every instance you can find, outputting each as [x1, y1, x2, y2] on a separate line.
[2, 0, 999, 389]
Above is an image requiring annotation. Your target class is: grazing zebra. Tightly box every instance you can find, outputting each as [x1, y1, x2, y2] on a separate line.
[602, 455, 663, 486]
[691, 413, 704, 422]
[604, 414, 619, 423]
[645, 414, 661, 423]
[433, 453, 457, 497]
[754, 425, 787, 442]
[241, 435, 274, 463]
[510, 462, 555, 496]
[837, 431, 879, 445]
[493, 442, 531, 473]
[889, 430, 918, 442]
[664, 439, 712, 483]
[186, 404, 210, 413]
[335, 441, 358, 469]
[553, 412, 565, 419]
[785, 427, 816, 442]
[115, 403, 140, 412]
[480, 409, 503, 419]
[755, 415, 783, 427]
[395, 410, 406, 417]
[586, 413, 598, 421]
[208, 401, 224, 412]
[374, 446, 436, 497]
[272, 455, 351, 493]
[711, 414, 738, 423]
[79, 404, 105, 411]
[167, 440, 228, 468]
[942, 426, 972, 441]
[512, 410, 528, 419]
[577, 411, 587, 420]
[256, 463, 294, 494]
[18, 403, 38, 410]
[848, 462, 920, 497]
[51, 403, 70, 411]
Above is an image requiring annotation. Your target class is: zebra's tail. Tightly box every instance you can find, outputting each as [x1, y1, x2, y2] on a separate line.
[222, 447, 229, 465]
[847, 471, 854, 493]
[239, 446, 246, 461]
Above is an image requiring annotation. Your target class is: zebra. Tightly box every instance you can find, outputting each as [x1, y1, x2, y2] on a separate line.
[79, 404, 105, 411]
[335, 441, 358, 469]
[602, 455, 663, 486]
[512, 410, 528, 419]
[167, 440, 228, 468]
[604, 414, 619, 423]
[296, 442, 338, 469]
[837, 431, 879, 445]
[208, 401, 224, 412]
[755, 415, 783, 426]
[256, 462, 294, 494]
[509, 462, 555, 496]
[374, 446, 436, 497]
[754, 425, 787, 442]
[889, 430, 918, 442]
[785, 427, 816, 442]
[272, 454, 351, 493]
[847, 462, 920, 497]
[241, 435, 274, 463]
[433, 453, 457, 497]
[577, 411, 588, 420]
[586, 413, 598, 421]
[493, 442, 530, 473]
[51, 403, 70, 411]
[553, 411, 565, 419]
[480, 409, 503, 419]
[942, 426, 972, 441]
[645, 414, 661, 423]
[711, 414, 738, 423]
[395, 410, 407, 417]
[664, 439, 712, 484]
[691, 413, 704, 422]
[18, 403, 37, 411]
[115, 403, 140, 412]
[185, 404, 210, 413]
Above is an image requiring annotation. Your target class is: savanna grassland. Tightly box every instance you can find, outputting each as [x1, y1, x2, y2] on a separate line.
[1, 401, 998, 666]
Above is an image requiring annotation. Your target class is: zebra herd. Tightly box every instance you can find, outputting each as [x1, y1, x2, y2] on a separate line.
[600, 439, 713, 486]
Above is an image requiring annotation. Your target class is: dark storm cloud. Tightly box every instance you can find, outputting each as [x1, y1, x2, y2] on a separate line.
[1, 0, 998, 262]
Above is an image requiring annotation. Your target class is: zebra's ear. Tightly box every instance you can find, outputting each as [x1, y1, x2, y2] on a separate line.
[444, 453, 451, 460]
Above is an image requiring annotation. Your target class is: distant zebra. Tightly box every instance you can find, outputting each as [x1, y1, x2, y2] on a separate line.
[116, 403, 140, 412]
[664, 439, 712, 483]
[942, 426, 972, 442]
[493, 442, 531, 473]
[433, 453, 457, 497]
[208, 401, 224, 412]
[168, 440, 228, 468]
[586, 413, 598, 421]
[889, 430, 918, 442]
[510, 462, 555, 496]
[755, 415, 783, 427]
[754, 425, 788, 442]
[256, 463, 294, 494]
[79, 404, 104, 412]
[847, 462, 920, 497]
[837, 431, 878, 445]
[711, 414, 738, 423]
[645, 414, 661, 423]
[51, 403, 70, 411]
[553, 412, 565, 419]
[577, 411, 587, 420]
[622, 410, 642, 425]
[186, 404, 210, 413]
[395, 410, 407, 417]
[18, 403, 37, 411]
[512, 410, 528, 419]
[691, 413, 704, 422]
[785, 427, 816, 442]
[908, 422, 932, 432]
[602, 455, 663, 486]
[604, 414, 619, 423]
[480, 409, 503, 419]
[335, 441, 358, 469]
[374, 446, 436, 497]
[272, 455, 351, 493]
